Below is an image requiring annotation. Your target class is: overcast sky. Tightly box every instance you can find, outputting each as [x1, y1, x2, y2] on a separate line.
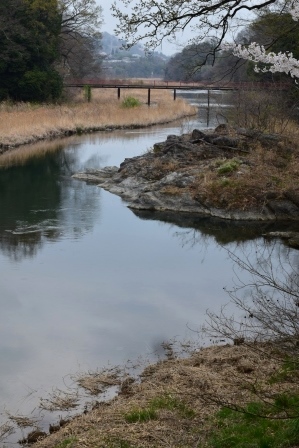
[96, 1, 253, 56]
[96, 0, 188, 55]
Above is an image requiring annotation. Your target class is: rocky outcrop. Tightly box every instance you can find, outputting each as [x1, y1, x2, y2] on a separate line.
[73, 125, 299, 221]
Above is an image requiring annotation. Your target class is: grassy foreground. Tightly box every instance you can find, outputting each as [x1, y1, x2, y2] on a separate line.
[0, 89, 196, 149]
[30, 343, 299, 448]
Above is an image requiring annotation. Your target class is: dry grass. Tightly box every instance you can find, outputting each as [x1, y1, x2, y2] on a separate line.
[74, 367, 122, 396]
[6, 413, 40, 429]
[0, 89, 196, 149]
[31, 343, 294, 448]
[39, 389, 80, 412]
[191, 134, 299, 210]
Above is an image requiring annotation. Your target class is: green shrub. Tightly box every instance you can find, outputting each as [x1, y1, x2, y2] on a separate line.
[84, 85, 92, 102]
[19, 69, 63, 102]
[217, 159, 240, 175]
[121, 96, 141, 108]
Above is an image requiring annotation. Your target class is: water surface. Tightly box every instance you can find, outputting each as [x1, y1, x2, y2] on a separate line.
[0, 95, 295, 441]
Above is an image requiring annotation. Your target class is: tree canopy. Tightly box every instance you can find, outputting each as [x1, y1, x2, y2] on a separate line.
[0, 0, 102, 101]
[0, 0, 62, 101]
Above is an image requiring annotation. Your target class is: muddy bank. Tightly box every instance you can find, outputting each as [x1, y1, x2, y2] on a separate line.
[74, 124, 299, 222]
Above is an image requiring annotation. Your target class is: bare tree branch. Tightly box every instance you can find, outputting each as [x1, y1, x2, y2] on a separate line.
[112, 0, 286, 50]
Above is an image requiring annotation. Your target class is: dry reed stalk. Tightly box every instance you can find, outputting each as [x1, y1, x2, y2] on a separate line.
[75, 367, 122, 396]
[0, 422, 14, 441]
[0, 90, 196, 148]
[7, 413, 40, 428]
[39, 389, 79, 412]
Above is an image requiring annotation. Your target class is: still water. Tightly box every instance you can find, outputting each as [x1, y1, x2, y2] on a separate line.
[0, 92, 296, 440]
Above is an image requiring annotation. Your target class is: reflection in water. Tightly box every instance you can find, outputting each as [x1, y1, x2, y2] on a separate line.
[132, 209, 299, 246]
[0, 94, 297, 444]
[0, 148, 101, 261]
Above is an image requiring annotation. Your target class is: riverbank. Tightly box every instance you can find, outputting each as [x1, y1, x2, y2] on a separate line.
[74, 124, 299, 222]
[0, 89, 196, 151]
[30, 341, 296, 448]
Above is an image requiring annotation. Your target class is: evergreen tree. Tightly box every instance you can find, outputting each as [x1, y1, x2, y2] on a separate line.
[0, 0, 62, 101]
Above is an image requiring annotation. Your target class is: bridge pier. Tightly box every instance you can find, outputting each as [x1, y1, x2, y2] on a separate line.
[207, 88, 210, 126]
[174, 89, 177, 101]
[117, 87, 121, 100]
[147, 88, 151, 106]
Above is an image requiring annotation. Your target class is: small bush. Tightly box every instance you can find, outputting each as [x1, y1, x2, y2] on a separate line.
[121, 96, 141, 108]
[84, 85, 92, 102]
[217, 159, 240, 175]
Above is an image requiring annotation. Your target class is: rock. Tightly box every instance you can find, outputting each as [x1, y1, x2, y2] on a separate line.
[265, 191, 280, 200]
[284, 189, 299, 207]
[158, 172, 195, 188]
[167, 134, 179, 141]
[191, 129, 206, 140]
[266, 200, 299, 218]
[211, 136, 240, 148]
[257, 133, 282, 145]
[72, 126, 299, 222]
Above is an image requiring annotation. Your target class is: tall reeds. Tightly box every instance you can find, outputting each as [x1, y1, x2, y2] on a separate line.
[0, 89, 196, 148]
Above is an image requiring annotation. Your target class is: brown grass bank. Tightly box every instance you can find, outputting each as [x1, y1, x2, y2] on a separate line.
[30, 342, 290, 448]
[0, 89, 196, 150]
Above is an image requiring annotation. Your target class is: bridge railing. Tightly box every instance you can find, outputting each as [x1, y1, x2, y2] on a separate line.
[65, 78, 292, 91]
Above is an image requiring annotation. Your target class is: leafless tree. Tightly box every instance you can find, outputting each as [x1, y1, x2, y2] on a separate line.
[199, 241, 299, 418]
[112, 0, 289, 52]
[58, 0, 103, 79]
[206, 244, 299, 348]
[205, 241, 299, 357]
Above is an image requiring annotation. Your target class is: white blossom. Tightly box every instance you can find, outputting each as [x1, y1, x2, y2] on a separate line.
[290, 0, 299, 20]
[224, 0, 299, 79]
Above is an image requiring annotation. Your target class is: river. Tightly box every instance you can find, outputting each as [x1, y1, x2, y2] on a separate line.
[0, 91, 296, 443]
